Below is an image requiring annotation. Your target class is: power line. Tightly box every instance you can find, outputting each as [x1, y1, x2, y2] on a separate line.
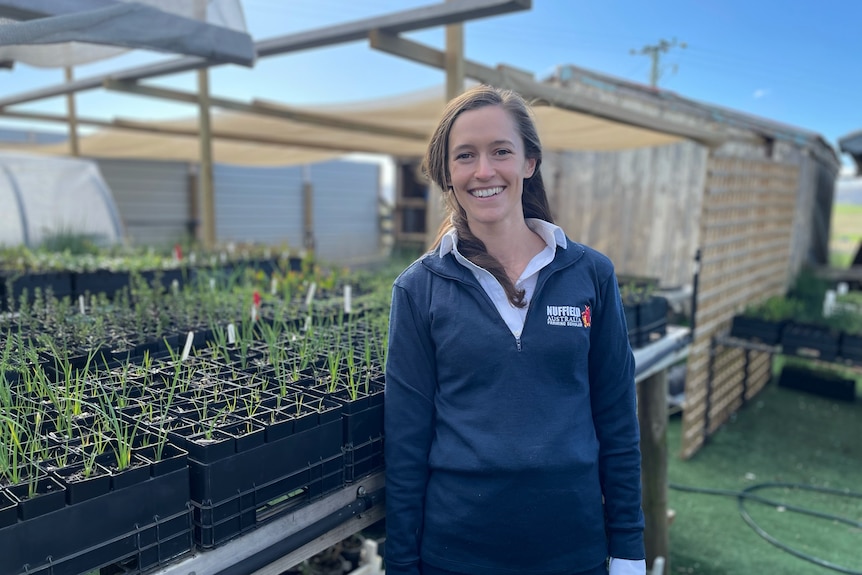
[630, 38, 686, 87]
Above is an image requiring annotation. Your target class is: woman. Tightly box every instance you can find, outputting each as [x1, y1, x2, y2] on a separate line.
[384, 85, 645, 575]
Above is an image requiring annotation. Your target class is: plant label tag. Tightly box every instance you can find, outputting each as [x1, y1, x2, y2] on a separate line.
[190, 252, 197, 265]
[171, 279, 179, 294]
[305, 282, 317, 307]
[228, 323, 236, 344]
[344, 285, 352, 313]
[79, 295, 86, 315]
[180, 331, 194, 362]
[251, 304, 258, 323]
[304, 315, 312, 332]
[823, 290, 836, 317]
[210, 278, 216, 291]
[271, 277, 278, 295]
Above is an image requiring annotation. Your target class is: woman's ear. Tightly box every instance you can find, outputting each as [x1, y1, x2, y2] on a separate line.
[524, 157, 537, 178]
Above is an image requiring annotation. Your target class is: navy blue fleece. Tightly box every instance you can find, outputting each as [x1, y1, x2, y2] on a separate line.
[384, 240, 644, 575]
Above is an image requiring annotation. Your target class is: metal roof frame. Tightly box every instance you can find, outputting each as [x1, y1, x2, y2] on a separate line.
[0, 0, 256, 67]
[0, 0, 531, 108]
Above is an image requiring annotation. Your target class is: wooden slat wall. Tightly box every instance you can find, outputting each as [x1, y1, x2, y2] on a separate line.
[543, 141, 708, 288]
[681, 154, 799, 458]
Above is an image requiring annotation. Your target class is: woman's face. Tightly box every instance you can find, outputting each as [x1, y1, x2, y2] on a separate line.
[447, 105, 536, 232]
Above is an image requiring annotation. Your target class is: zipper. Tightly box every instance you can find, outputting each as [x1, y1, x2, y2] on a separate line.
[512, 252, 583, 352]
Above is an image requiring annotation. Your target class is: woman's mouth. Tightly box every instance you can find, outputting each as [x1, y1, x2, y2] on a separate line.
[470, 186, 503, 198]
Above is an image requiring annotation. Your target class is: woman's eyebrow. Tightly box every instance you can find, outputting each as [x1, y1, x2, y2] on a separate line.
[450, 139, 515, 152]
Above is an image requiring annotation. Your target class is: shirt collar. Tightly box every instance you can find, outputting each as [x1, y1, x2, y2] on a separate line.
[439, 218, 567, 258]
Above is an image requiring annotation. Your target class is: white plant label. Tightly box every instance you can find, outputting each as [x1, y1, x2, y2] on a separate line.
[171, 279, 179, 294]
[251, 304, 258, 323]
[305, 282, 317, 307]
[304, 315, 312, 332]
[189, 252, 197, 264]
[823, 290, 836, 317]
[227, 323, 236, 344]
[209, 278, 216, 291]
[271, 277, 278, 295]
[344, 285, 352, 314]
[180, 331, 195, 362]
[78, 295, 86, 315]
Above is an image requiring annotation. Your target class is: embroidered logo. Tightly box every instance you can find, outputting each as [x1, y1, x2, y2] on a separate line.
[546, 305, 591, 328]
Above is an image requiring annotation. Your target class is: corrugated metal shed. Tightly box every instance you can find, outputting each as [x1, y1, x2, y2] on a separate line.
[213, 159, 381, 263]
[310, 160, 381, 263]
[97, 158, 192, 246]
[97, 157, 382, 262]
[213, 163, 304, 247]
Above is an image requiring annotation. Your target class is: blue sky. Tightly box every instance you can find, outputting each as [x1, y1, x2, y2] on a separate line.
[1, 0, 860, 170]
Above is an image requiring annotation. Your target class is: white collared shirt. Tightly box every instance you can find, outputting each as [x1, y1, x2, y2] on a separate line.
[440, 218, 566, 337]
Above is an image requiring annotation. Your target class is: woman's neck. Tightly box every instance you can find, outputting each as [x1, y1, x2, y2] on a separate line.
[470, 218, 545, 282]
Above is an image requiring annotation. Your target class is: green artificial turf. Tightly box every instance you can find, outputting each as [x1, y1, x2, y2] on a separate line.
[666, 372, 862, 575]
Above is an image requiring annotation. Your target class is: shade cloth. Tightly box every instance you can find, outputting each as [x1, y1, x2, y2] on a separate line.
[1, 84, 683, 166]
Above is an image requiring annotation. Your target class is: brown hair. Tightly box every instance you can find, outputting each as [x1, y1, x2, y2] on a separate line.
[423, 85, 553, 307]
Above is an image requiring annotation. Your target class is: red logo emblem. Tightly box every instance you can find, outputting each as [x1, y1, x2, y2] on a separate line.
[582, 305, 591, 327]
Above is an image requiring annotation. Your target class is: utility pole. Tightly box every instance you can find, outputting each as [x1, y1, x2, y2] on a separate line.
[631, 38, 686, 87]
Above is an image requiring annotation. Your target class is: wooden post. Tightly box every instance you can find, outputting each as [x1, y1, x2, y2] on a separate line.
[424, 2, 465, 248]
[638, 370, 670, 575]
[64, 67, 80, 156]
[187, 164, 200, 241]
[197, 68, 216, 249]
[444, 3, 465, 101]
[302, 165, 315, 254]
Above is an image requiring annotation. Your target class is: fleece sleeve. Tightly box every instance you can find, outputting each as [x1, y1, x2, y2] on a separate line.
[383, 282, 438, 575]
[588, 268, 646, 561]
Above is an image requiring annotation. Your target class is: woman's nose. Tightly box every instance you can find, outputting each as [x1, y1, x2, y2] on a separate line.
[475, 153, 494, 178]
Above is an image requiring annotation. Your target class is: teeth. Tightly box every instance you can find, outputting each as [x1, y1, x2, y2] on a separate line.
[471, 187, 502, 198]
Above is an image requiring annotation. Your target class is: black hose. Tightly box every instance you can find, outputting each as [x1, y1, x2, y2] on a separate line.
[669, 481, 862, 574]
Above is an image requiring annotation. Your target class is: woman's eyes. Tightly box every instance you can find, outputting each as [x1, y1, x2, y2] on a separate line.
[454, 149, 511, 160]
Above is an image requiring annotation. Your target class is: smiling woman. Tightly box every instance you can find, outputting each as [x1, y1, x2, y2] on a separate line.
[446, 105, 540, 280]
[384, 85, 647, 575]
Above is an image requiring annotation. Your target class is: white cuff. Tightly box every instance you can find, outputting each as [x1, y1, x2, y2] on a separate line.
[608, 557, 646, 575]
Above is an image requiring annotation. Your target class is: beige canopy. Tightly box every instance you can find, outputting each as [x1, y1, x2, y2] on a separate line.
[3, 84, 683, 166]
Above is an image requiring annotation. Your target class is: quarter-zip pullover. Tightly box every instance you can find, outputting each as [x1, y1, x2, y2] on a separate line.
[384, 234, 644, 575]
